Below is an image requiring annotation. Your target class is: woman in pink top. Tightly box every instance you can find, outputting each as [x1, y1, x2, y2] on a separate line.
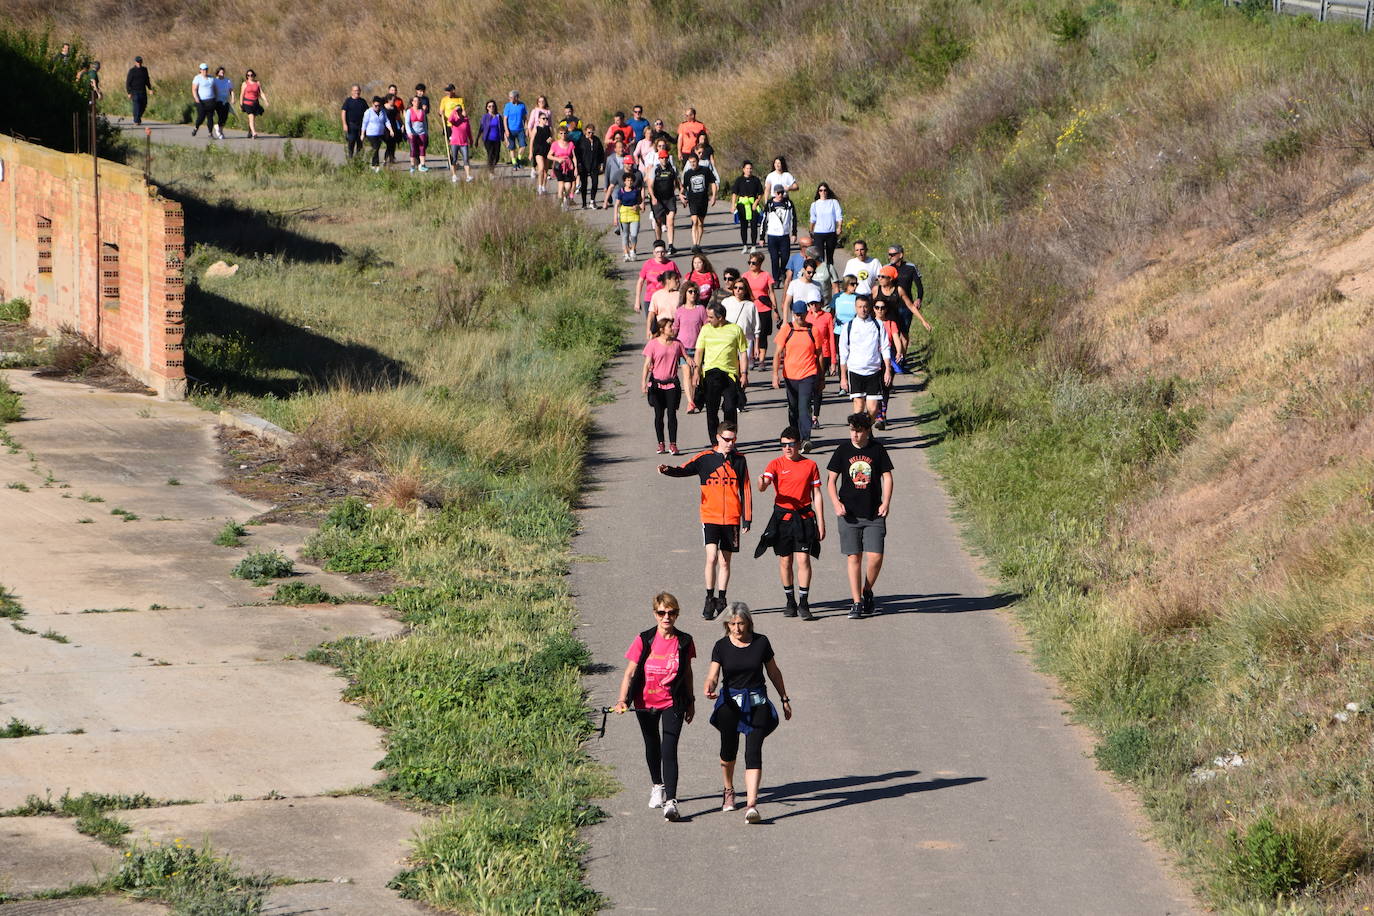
[686, 252, 720, 306]
[613, 592, 696, 821]
[405, 96, 429, 172]
[674, 282, 707, 410]
[239, 69, 266, 138]
[549, 127, 579, 208]
[640, 320, 691, 454]
[447, 104, 473, 183]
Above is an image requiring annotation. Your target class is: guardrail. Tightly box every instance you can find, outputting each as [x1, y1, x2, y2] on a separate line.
[1227, 0, 1374, 29]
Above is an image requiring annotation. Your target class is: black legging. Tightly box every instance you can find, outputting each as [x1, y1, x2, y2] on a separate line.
[702, 368, 740, 443]
[193, 99, 217, 131]
[736, 205, 759, 246]
[636, 708, 685, 799]
[766, 234, 790, 287]
[579, 163, 600, 207]
[216, 101, 230, 129]
[484, 138, 501, 170]
[714, 699, 776, 769]
[647, 384, 681, 444]
[813, 231, 838, 269]
[367, 135, 383, 167]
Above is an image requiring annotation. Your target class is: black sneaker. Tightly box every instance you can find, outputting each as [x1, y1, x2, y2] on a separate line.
[847, 602, 863, 620]
[783, 598, 798, 618]
[614, 226, 621, 236]
[863, 591, 876, 616]
[798, 598, 814, 621]
[703, 596, 716, 620]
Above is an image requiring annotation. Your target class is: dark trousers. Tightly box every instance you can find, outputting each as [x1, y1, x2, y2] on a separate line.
[636, 708, 685, 799]
[703, 368, 740, 443]
[648, 384, 681, 444]
[484, 138, 501, 170]
[130, 92, 147, 124]
[579, 166, 600, 206]
[737, 205, 759, 246]
[785, 374, 818, 441]
[713, 700, 774, 769]
[345, 127, 363, 157]
[215, 101, 230, 128]
[383, 133, 397, 163]
[367, 135, 383, 167]
[193, 98, 216, 130]
[813, 231, 838, 269]
[766, 234, 790, 287]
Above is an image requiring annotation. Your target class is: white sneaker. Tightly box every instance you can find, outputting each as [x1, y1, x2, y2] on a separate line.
[451, 173, 458, 183]
[648, 784, 666, 809]
[741, 245, 748, 254]
[662, 799, 680, 822]
[465, 175, 473, 182]
[213, 126, 223, 139]
[744, 806, 761, 824]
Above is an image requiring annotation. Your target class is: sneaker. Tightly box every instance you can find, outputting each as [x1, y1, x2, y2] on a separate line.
[655, 442, 666, 455]
[812, 415, 822, 429]
[465, 175, 474, 182]
[711, 595, 726, 619]
[875, 418, 886, 430]
[722, 788, 737, 812]
[418, 164, 429, 172]
[848, 602, 863, 620]
[801, 440, 813, 454]
[451, 173, 459, 183]
[863, 591, 876, 616]
[662, 799, 680, 822]
[213, 126, 223, 139]
[741, 245, 748, 254]
[614, 226, 621, 236]
[649, 784, 666, 809]
[798, 597, 814, 621]
[624, 253, 631, 262]
[669, 443, 680, 456]
[408, 167, 416, 173]
[744, 807, 761, 824]
[783, 597, 798, 618]
[190, 127, 198, 136]
[371, 166, 380, 173]
[668, 245, 676, 257]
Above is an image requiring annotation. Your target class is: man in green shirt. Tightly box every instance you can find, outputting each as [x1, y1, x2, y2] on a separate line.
[695, 303, 750, 443]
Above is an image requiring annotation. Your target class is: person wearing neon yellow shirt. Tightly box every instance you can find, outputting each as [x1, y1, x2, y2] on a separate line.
[695, 303, 750, 444]
[731, 160, 765, 255]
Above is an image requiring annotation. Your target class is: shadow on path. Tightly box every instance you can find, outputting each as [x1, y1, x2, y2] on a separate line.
[751, 770, 987, 822]
[750, 592, 1020, 617]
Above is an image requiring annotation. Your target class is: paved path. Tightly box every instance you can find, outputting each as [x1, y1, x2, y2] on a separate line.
[112, 119, 1196, 912]
[0, 374, 424, 913]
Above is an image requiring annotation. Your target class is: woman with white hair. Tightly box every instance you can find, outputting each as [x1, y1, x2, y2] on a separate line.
[703, 603, 792, 823]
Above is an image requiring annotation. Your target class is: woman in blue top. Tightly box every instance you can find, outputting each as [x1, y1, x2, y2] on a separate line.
[808, 183, 843, 270]
[479, 100, 504, 173]
[361, 97, 395, 171]
[615, 173, 645, 261]
[704, 603, 791, 824]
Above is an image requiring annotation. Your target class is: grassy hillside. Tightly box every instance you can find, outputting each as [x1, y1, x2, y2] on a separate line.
[26, 0, 1374, 909]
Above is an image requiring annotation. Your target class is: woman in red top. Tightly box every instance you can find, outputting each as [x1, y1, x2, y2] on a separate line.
[240, 69, 266, 138]
[686, 252, 720, 306]
[614, 592, 696, 822]
[742, 254, 775, 370]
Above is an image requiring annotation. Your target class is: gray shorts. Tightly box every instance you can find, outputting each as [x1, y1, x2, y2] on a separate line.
[838, 515, 886, 556]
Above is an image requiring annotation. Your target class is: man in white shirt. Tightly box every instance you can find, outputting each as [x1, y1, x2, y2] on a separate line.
[838, 295, 893, 419]
[838, 240, 882, 296]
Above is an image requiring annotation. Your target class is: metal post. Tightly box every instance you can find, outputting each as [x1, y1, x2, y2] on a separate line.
[91, 101, 102, 351]
[1319, 0, 1327, 22]
[1365, 0, 1371, 30]
[144, 127, 152, 178]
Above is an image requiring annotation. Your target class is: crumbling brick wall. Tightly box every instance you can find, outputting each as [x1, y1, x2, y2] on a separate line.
[0, 136, 186, 398]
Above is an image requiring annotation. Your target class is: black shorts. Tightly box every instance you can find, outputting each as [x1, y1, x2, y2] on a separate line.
[848, 370, 883, 399]
[703, 523, 740, 553]
[241, 101, 263, 115]
[686, 196, 709, 218]
[773, 512, 818, 556]
[652, 200, 676, 223]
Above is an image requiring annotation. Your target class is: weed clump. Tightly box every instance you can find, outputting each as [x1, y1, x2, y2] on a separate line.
[0, 378, 20, 423]
[270, 582, 339, 605]
[0, 586, 24, 619]
[214, 520, 247, 547]
[231, 549, 294, 584]
[110, 840, 271, 912]
[1, 717, 45, 738]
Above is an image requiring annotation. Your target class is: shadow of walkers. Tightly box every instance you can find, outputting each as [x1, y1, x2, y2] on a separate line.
[785, 592, 1020, 617]
[762, 770, 987, 821]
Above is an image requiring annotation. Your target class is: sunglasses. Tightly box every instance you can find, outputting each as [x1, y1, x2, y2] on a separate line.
[780, 441, 799, 448]
[718, 435, 737, 443]
[888, 252, 900, 257]
[803, 270, 815, 276]
[654, 609, 679, 617]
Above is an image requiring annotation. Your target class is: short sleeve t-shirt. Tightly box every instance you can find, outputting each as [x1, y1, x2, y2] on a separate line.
[832, 292, 858, 328]
[673, 305, 707, 350]
[764, 456, 820, 511]
[765, 171, 796, 195]
[810, 198, 843, 233]
[776, 322, 821, 380]
[806, 309, 835, 358]
[696, 322, 747, 378]
[786, 278, 822, 306]
[744, 271, 773, 313]
[843, 257, 883, 295]
[193, 73, 216, 100]
[683, 165, 714, 200]
[639, 258, 680, 301]
[502, 101, 527, 131]
[628, 116, 650, 142]
[711, 634, 774, 691]
[648, 288, 679, 325]
[643, 337, 686, 383]
[341, 96, 368, 126]
[785, 252, 805, 280]
[827, 439, 895, 519]
[626, 632, 695, 709]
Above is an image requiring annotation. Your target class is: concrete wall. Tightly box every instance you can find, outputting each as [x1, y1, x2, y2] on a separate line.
[0, 136, 186, 398]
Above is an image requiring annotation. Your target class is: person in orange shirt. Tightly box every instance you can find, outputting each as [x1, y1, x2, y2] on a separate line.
[772, 303, 824, 450]
[804, 299, 836, 431]
[677, 107, 706, 159]
[658, 421, 752, 620]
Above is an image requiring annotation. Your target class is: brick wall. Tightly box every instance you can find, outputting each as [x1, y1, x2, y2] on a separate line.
[0, 136, 186, 398]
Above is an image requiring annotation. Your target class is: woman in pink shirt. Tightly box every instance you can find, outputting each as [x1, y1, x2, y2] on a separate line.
[447, 104, 473, 183]
[549, 126, 579, 208]
[742, 254, 775, 369]
[240, 69, 266, 139]
[674, 283, 708, 410]
[613, 592, 696, 821]
[640, 319, 691, 454]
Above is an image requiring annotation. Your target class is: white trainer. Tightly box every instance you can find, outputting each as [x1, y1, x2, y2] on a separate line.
[648, 784, 666, 809]
[662, 799, 680, 821]
[744, 806, 761, 824]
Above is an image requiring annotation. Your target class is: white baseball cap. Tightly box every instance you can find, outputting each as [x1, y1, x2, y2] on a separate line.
[198, 63, 208, 70]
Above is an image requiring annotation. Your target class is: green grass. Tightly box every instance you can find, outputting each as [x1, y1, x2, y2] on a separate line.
[0, 298, 30, 322]
[7, 481, 29, 491]
[39, 629, 69, 643]
[231, 550, 294, 584]
[0, 717, 44, 738]
[109, 507, 139, 522]
[0, 585, 23, 620]
[0, 379, 20, 424]
[109, 840, 271, 913]
[269, 582, 339, 605]
[215, 520, 247, 547]
[142, 142, 622, 913]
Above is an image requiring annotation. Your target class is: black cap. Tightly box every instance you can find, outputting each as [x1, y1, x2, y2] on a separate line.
[444, 83, 456, 91]
[134, 55, 143, 62]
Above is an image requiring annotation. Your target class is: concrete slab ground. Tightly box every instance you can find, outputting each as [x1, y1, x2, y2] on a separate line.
[0, 372, 420, 910]
[0, 900, 169, 914]
[0, 819, 117, 894]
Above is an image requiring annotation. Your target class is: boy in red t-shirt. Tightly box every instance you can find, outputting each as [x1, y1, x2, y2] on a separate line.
[756, 426, 826, 620]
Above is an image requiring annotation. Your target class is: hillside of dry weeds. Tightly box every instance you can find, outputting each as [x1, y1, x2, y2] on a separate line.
[26, 0, 1374, 908]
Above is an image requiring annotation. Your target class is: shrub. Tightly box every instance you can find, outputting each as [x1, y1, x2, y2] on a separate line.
[1094, 724, 1155, 780]
[1049, 7, 1091, 43]
[0, 298, 29, 322]
[1229, 816, 1304, 899]
[0, 380, 20, 423]
[231, 549, 294, 584]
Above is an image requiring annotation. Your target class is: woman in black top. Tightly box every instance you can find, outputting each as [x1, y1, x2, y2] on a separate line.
[704, 603, 792, 823]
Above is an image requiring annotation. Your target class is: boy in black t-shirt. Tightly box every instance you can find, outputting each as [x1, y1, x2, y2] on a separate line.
[650, 151, 681, 254]
[825, 412, 894, 619]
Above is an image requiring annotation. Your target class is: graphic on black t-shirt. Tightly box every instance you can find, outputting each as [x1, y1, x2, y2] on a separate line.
[684, 167, 713, 198]
[846, 456, 872, 489]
